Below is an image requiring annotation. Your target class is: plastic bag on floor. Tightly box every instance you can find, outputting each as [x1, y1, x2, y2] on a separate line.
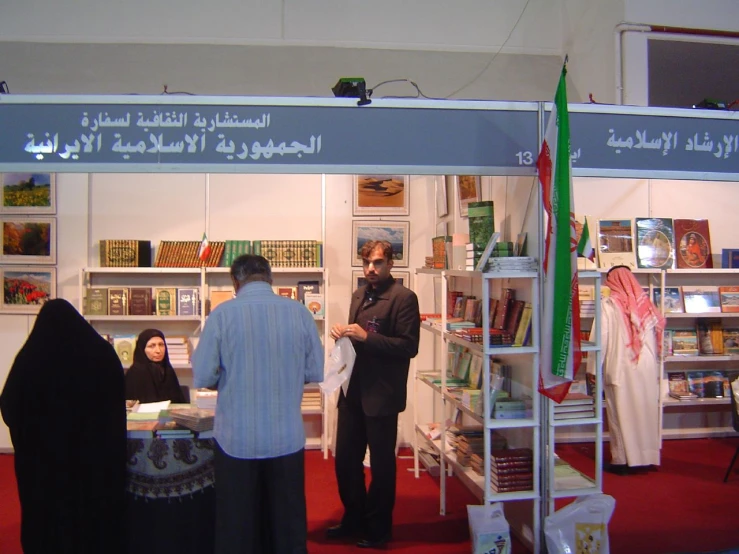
[319, 337, 356, 396]
[544, 493, 616, 554]
[467, 502, 511, 554]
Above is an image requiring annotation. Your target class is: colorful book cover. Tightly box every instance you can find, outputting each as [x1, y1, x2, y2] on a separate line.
[635, 217, 675, 269]
[721, 248, 739, 268]
[653, 286, 684, 313]
[596, 219, 637, 269]
[674, 219, 713, 269]
[718, 286, 739, 313]
[671, 330, 699, 355]
[722, 329, 739, 354]
[682, 285, 721, 313]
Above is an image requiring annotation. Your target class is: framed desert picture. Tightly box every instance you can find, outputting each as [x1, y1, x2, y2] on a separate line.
[353, 175, 410, 216]
[1, 217, 57, 264]
[1, 173, 56, 214]
[352, 270, 411, 290]
[1, 266, 56, 314]
[351, 220, 410, 268]
[449, 175, 481, 217]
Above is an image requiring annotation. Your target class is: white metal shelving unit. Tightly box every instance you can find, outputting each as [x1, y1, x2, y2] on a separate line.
[543, 270, 603, 519]
[412, 267, 541, 553]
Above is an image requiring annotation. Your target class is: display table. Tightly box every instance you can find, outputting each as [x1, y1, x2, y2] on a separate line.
[125, 435, 216, 554]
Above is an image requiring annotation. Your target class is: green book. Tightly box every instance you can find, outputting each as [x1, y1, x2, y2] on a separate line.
[468, 201, 495, 251]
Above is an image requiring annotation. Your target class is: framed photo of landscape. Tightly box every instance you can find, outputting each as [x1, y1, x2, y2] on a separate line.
[0, 266, 56, 314]
[1, 173, 56, 214]
[351, 220, 410, 267]
[1, 217, 57, 265]
[449, 175, 481, 217]
[352, 269, 411, 290]
[353, 175, 410, 216]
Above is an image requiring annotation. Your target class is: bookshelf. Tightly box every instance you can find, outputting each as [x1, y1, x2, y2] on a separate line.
[78, 265, 330, 456]
[412, 267, 541, 553]
[658, 268, 739, 440]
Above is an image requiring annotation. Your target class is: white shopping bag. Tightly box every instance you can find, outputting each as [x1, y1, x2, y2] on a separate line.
[319, 337, 356, 396]
[544, 493, 616, 554]
[467, 502, 511, 554]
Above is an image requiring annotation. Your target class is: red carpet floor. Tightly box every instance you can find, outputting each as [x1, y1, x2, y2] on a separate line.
[1, 438, 738, 553]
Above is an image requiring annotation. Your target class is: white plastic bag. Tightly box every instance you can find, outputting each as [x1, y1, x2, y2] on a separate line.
[544, 493, 616, 554]
[319, 337, 356, 396]
[467, 502, 511, 554]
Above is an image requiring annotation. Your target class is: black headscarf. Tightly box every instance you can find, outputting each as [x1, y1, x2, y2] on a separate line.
[0, 298, 126, 553]
[124, 328, 186, 404]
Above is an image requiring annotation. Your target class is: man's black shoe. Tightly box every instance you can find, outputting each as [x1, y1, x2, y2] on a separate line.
[325, 524, 359, 540]
[357, 535, 391, 549]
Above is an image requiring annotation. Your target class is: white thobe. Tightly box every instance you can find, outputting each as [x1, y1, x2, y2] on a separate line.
[588, 298, 661, 466]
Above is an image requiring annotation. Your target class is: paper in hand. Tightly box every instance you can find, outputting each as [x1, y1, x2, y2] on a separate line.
[320, 337, 356, 396]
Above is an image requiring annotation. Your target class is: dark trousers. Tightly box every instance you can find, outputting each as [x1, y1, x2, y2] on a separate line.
[214, 442, 307, 554]
[334, 404, 398, 540]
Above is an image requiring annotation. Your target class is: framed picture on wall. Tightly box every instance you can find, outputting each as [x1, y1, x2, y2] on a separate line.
[1, 173, 56, 214]
[353, 175, 410, 216]
[435, 176, 448, 218]
[450, 175, 481, 217]
[1, 217, 57, 264]
[0, 266, 56, 314]
[351, 220, 410, 267]
[352, 269, 411, 290]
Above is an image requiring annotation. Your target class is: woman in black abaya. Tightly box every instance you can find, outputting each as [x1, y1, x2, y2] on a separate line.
[0, 299, 127, 554]
[124, 328, 186, 404]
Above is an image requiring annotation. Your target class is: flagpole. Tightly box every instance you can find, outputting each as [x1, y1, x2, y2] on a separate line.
[204, 173, 210, 236]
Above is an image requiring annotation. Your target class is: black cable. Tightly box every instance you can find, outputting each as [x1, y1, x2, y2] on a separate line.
[368, 78, 443, 100]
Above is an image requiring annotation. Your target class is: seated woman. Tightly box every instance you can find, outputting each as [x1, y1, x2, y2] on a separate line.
[125, 328, 187, 404]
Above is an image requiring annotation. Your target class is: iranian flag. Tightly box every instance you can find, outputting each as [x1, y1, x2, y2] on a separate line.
[198, 232, 212, 262]
[537, 62, 583, 403]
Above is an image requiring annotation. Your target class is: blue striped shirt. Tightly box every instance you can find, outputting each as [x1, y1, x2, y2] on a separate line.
[192, 281, 324, 459]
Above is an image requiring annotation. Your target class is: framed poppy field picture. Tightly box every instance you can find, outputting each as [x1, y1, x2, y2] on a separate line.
[1, 217, 57, 265]
[1, 266, 56, 314]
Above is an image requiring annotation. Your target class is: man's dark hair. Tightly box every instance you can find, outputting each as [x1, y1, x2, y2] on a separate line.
[231, 255, 273, 285]
[360, 240, 394, 262]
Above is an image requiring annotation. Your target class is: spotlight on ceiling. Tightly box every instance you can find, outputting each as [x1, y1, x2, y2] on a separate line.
[332, 77, 371, 106]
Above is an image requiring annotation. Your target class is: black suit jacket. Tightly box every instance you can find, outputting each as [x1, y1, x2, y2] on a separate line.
[339, 278, 421, 417]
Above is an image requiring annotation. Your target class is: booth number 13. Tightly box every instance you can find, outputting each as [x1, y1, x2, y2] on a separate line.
[515, 151, 534, 165]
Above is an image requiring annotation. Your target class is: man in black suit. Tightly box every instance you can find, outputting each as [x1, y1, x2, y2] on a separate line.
[326, 239, 420, 548]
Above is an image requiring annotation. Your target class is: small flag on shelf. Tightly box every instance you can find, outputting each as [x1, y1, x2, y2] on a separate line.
[198, 232, 212, 262]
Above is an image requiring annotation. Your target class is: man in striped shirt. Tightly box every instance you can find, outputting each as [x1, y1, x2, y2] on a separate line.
[193, 254, 324, 554]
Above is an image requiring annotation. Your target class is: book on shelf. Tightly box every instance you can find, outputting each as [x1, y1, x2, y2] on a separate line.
[155, 240, 225, 267]
[553, 409, 596, 419]
[492, 288, 514, 330]
[454, 351, 473, 381]
[209, 290, 233, 313]
[467, 354, 483, 389]
[297, 281, 320, 304]
[722, 328, 739, 354]
[557, 392, 595, 406]
[113, 335, 136, 365]
[719, 286, 739, 313]
[687, 370, 726, 398]
[129, 287, 153, 316]
[108, 288, 129, 316]
[682, 285, 721, 314]
[656, 286, 684, 313]
[635, 217, 675, 269]
[154, 287, 177, 316]
[671, 329, 699, 355]
[674, 219, 713, 269]
[304, 292, 324, 317]
[86, 287, 108, 315]
[721, 248, 739, 269]
[431, 235, 452, 269]
[176, 288, 200, 316]
[467, 201, 495, 252]
[99, 239, 152, 267]
[696, 320, 723, 355]
[274, 286, 298, 300]
[596, 219, 637, 269]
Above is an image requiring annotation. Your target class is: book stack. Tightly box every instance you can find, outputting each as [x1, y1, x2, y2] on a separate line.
[165, 336, 191, 366]
[456, 433, 484, 467]
[169, 408, 215, 432]
[493, 398, 527, 419]
[301, 388, 322, 411]
[490, 448, 534, 493]
[486, 256, 538, 272]
[221, 240, 252, 266]
[194, 389, 218, 409]
[553, 393, 596, 420]
[451, 327, 513, 346]
[154, 420, 194, 439]
[668, 372, 698, 401]
[253, 239, 323, 268]
[468, 433, 509, 475]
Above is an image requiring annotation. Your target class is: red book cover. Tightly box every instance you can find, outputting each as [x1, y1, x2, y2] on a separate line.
[674, 219, 713, 269]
